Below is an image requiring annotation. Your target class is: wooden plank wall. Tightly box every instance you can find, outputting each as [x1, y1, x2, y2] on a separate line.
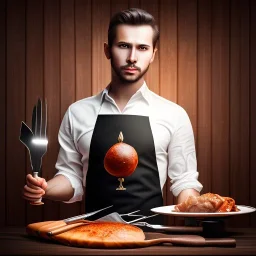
[1, 0, 255, 227]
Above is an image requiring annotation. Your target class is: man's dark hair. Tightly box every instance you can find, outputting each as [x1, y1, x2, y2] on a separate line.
[108, 8, 159, 49]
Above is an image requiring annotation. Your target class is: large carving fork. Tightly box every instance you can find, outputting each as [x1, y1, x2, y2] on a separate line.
[20, 98, 48, 205]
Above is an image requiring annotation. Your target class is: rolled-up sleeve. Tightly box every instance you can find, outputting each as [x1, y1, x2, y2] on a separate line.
[55, 108, 84, 203]
[168, 108, 203, 197]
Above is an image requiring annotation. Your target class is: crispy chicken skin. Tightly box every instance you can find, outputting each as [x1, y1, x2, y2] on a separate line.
[174, 193, 239, 213]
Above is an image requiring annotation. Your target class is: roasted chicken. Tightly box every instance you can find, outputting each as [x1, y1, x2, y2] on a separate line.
[174, 193, 239, 213]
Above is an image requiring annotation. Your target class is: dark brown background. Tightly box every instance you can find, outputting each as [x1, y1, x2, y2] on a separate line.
[1, 0, 255, 228]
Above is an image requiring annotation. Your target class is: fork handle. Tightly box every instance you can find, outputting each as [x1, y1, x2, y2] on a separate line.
[30, 172, 44, 205]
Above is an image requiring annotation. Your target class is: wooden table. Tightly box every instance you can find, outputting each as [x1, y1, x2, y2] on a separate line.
[1, 227, 256, 255]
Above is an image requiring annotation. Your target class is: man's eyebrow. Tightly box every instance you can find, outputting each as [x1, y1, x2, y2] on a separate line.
[117, 41, 151, 47]
[117, 41, 130, 44]
[139, 44, 151, 47]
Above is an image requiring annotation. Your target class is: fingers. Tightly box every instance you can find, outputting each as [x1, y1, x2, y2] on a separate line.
[23, 185, 45, 201]
[39, 179, 48, 191]
[24, 184, 44, 194]
[23, 185, 45, 199]
[26, 174, 47, 189]
[23, 174, 47, 202]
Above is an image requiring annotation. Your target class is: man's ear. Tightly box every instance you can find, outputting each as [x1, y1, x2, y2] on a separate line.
[104, 43, 111, 59]
[150, 48, 157, 64]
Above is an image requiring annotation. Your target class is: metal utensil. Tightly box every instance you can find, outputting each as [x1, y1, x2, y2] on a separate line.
[97, 211, 202, 233]
[64, 205, 113, 224]
[97, 210, 159, 224]
[133, 222, 203, 233]
[20, 98, 48, 205]
[46, 205, 113, 236]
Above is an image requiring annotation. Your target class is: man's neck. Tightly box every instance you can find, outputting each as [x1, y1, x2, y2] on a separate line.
[108, 78, 144, 112]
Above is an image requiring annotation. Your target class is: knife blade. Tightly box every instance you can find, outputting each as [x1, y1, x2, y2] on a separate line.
[64, 205, 113, 224]
[134, 222, 203, 233]
[45, 205, 114, 236]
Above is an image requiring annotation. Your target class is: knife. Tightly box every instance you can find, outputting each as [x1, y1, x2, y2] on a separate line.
[134, 222, 203, 233]
[43, 205, 114, 237]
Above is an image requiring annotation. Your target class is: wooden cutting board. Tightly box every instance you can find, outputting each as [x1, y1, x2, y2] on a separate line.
[26, 220, 236, 249]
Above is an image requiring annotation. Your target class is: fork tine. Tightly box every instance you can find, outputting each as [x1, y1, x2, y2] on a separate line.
[31, 105, 36, 135]
[42, 99, 47, 139]
[120, 210, 141, 216]
[35, 98, 42, 137]
[127, 213, 159, 224]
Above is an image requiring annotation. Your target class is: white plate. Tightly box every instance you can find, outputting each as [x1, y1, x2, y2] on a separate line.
[151, 205, 256, 218]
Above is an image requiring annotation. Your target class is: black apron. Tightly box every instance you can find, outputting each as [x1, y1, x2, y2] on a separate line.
[85, 115, 164, 225]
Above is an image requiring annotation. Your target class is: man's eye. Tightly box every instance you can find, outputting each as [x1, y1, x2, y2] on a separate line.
[119, 44, 129, 48]
[139, 46, 148, 51]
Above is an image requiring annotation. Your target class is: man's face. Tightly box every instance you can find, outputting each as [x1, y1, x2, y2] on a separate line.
[106, 24, 156, 84]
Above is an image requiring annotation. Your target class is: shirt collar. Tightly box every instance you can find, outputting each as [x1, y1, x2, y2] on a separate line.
[100, 82, 151, 105]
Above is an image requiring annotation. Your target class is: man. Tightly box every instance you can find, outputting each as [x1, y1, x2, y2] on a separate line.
[23, 8, 203, 223]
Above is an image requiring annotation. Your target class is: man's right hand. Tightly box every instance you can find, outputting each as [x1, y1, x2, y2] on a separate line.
[23, 174, 48, 202]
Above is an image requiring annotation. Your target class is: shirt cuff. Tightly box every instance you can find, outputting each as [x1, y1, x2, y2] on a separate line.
[170, 180, 203, 197]
[54, 172, 84, 203]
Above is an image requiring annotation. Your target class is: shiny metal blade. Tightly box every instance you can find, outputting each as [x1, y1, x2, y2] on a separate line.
[64, 205, 113, 224]
[127, 213, 159, 224]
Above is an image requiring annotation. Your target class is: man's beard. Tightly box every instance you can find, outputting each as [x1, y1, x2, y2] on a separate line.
[111, 59, 150, 84]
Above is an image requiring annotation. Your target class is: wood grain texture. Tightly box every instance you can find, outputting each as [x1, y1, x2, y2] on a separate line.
[229, 0, 250, 228]
[176, 0, 198, 227]
[43, 0, 61, 221]
[4, 227, 255, 255]
[59, 0, 82, 220]
[60, 0, 75, 117]
[159, 0, 178, 225]
[250, 0, 256, 227]
[75, 0, 92, 100]
[159, 0, 177, 102]
[211, 0, 230, 197]
[6, 0, 26, 226]
[197, 0, 212, 195]
[0, 0, 6, 227]
[74, 0, 92, 214]
[177, 0, 197, 139]
[141, 0, 160, 94]
[111, 0, 129, 15]
[1, 0, 256, 227]
[92, 0, 111, 95]
[129, 0, 141, 9]
[26, 0, 44, 224]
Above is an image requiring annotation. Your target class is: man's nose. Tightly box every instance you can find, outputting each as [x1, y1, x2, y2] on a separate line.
[127, 48, 137, 63]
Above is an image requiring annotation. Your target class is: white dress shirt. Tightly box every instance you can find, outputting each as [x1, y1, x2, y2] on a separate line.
[55, 83, 203, 203]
